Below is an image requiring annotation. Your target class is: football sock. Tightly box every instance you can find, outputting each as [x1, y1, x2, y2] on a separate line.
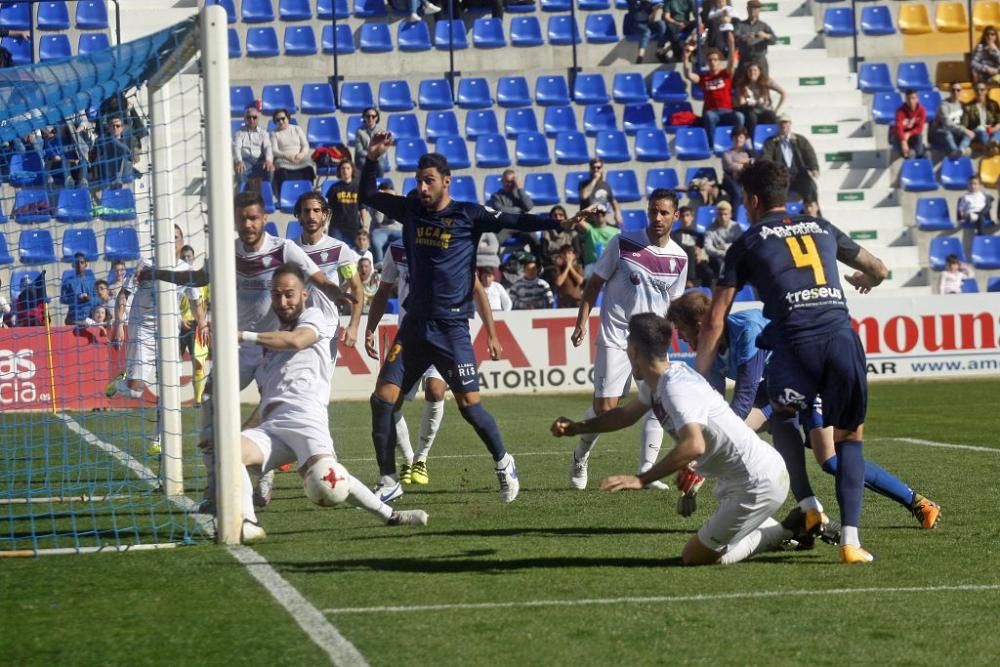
[798, 496, 824, 515]
[393, 411, 414, 464]
[770, 414, 814, 502]
[574, 406, 600, 460]
[834, 440, 865, 546]
[415, 399, 444, 462]
[459, 402, 507, 462]
[821, 455, 915, 509]
[345, 474, 394, 520]
[719, 518, 787, 565]
[241, 466, 257, 524]
[193, 366, 206, 404]
[115, 378, 144, 399]
[638, 410, 663, 473]
[370, 394, 398, 477]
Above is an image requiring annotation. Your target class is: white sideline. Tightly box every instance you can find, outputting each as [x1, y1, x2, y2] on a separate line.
[58, 413, 365, 667]
[323, 584, 1000, 615]
[880, 437, 1000, 454]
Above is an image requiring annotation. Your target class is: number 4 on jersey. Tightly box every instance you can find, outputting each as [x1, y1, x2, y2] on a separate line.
[785, 235, 827, 286]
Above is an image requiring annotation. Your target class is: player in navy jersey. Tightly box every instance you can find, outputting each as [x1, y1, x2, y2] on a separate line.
[695, 160, 890, 564]
[358, 131, 588, 503]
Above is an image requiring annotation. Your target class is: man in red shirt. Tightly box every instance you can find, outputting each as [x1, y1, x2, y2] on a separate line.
[683, 46, 744, 148]
[892, 89, 927, 159]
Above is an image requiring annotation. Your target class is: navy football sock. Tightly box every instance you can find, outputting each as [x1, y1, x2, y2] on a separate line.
[459, 402, 507, 462]
[370, 394, 398, 477]
[822, 454, 916, 509]
[771, 415, 814, 502]
[834, 440, 865, 527]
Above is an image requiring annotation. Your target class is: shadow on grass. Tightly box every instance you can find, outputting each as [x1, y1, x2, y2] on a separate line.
[271, 554, 688, 574]
[350, 526, 691, 540]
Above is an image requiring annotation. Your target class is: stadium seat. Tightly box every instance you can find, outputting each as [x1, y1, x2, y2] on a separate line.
[919, 90, 942, 118]
[786, 201, 804, 216]
[612, 72, 648, 105]
[473, 17, 506, 48]
[465, 109, 500, 139]
[960, 277, 980, 292]
[645, 167, 679, 195]
[622, 103, 657, 135]
[506, 0, 537, 12]
[504, 108, 539, 138]
[988, 276, 1000, 292]
[339, 82, 374, 112]
[61, 228, 98, 262]
[897, 62, 934, 91]
[515, 132, 552, 166]
[261, 84, 296, 114]
[104, 227, 140, 262]
[378, 80, 415, 112]
[77, 32, 110, 55]
[457, 77, 493, 109]
[0, 233, 13, 265]
[980, 154, 1000, 186]
[425, 111, 460, 142]
[396, 138, 429, 171]
[37, 1, 71, 31]
[246, 27, 280, 57]
[322, 24, 355, 54]
[100, 188, 136, 222]
[585, 13, 618, 43]
[435, 19, 469, 50]
[386, 113, 420, 140]
[285, 220, 303, 239]
[541, 0, 571, 10]
[12, 191, 51, 223]
[228, 28, 242, 58]
[858, 63, 895, 93]
[55, 189, 93, 223]
[451, 175, 478, 202]
[606, 169, 641, 203]
[284, 26, 317, 56]
[621, 209, 646, 231]
[497, 76, 532, 107]
[543, 105, 578, 137]
[548, 15, 581, 44]
[0, 35, 30, 65]
[594, 130, 630, 163]
[536, 75, 571, 106]
[344, 115, 364, 146]
[915, 197, 955, 231]
[823, 8, 856, 37]
[230, 85, 255, 116]
[574, 73, 610, 105]
[563, 171, 589, 203]
[734, 285, 757, 302]
[360, 23, 393, 53]
[510, 16, 544, 47]
[75, 0, 109, 29]
[397, 19, 432, 52]
[554, 131, 591, 164]
[524, 172, 560, 205]
[971, 234, 1000, 268]
[751, 124, 778, 151]
[940, 156, 975, 190]
[279, 180, 312, 213]
[712, 126, 734, 156]
[580, 0, 611, 9]
[279, 0, 311, 21]
[684, 166, 718, 187]
[675, 127, 713, 160]
[897, 3, 932, 34]
[583, 104, 617, 135]
[872, 92, 902, 124]
[929, 237, 965, 269]
[251, 181, 276, 213]
[240, 0, 274, 22]
[418, 79, 454, 110]
[39, 34, 72, 61]
[353, 0, 387, 17]
[974, 1, 1000, 30]
[482, 174, 502, 202]
[650, 70, 688, 103]
[860, 6, 895, 36]
[936, 2, 969, 32]
[18, 230, 57, 265]
[662, 102, 695, 132]
[437, 136, 471, 170]
[474, 134, 512, 168]
[317, 0, 350, 19]
[300, 83, 336, 115]
[694, 206, 717, 234]
[900, 158, 938, 191]
[306, 116, 341, 147]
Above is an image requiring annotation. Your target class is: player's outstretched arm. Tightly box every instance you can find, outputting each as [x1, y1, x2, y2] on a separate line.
[308, 271, 357, 312]
[551, 398, 647, 438]
[571, 275, 605, 347]
[842, 247, 889, 294]
[364, 280, 395, 360]
[473, 276, 502, 361]
[601, 423, 706, 492]
[695, 286, 736, 377]
[239, 324, 319, 351]
[151, 266, 209, 287]
[358, 132, 409, 222]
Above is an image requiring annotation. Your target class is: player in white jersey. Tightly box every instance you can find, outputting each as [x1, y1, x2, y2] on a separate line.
[552, 313, 820, 565]
[567, 189, 688, 490]
[235, 263, 427, 542]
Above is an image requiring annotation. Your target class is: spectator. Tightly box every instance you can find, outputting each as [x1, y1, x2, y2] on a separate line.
[108, 260, 128, 300]
[573, 202, 621, 277]
[687, 173, 730, 210]
[683, 46, 743, 146]
[358, 257, 379, 314]
[670, 206, 715, 287]
[269, 108, 315, 199]
[354, 108, 390, 176]
[579, 158, 623, 227]
[15, 274, 47, 327]
[704, 200, 742, 276]
[892, 90, 927, 159]
[541, 205, 582, 265]
[939, 254, 975, 294]
[369, 180, 403, 265]
[84, 304, 110, 331]
[461, 0, 503, 19]
[95, 116, 139, 186]
[544, 244, 585, 308]
[45, 123, 91, 188]
[804, 198, 822, 218]
[958, 175, 994, 234]
[60, 253, 96, 325]
[489, 169, 540, 256]
[406, 0, 442, 22]
[733, 61, 784, 138]
[477, 231, 502, 271]
[477, 265, 512, 311]
[734, 1, 777, 72]
[760, 113, 819, 203]
[663, 0, 696, 63]
[721, 125, 754, 206]
[233, 105, 273, 190]
[0, 278, 9, 327]
[94, 279, 115, 310]
[354, 228, 375, 265]
[962, 82, 1000, 149]
[180, 244, 196, 265]
[509, 256, 554, 309]
[327, 159, 367, 242]
[701, 0, 736, 60]
[933, 82, 976, 158]
[626, 0, 668, 64]
[971, 26, 1000, 85]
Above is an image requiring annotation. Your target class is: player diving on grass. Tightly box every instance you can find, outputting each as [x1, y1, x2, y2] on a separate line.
[235, 263, 427, 543]
[668, 291, 941, 534]
[358, 130, 590, 503]
[695, 160, 890, 564]
[551, 313, 819, 566]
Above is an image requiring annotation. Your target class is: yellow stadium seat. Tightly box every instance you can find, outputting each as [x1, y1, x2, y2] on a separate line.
[990, 88, 1000, 105]
[936, 61, 972, 89]
[937, 2, 970, 32]
[980, 155, 1000, 187]
[961, 88, 978, 103]
[899, 4, 933, 35]
[973, 1, 1000, 31]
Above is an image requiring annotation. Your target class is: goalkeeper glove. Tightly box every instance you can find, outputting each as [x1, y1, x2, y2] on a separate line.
[675, 465, 705, 518]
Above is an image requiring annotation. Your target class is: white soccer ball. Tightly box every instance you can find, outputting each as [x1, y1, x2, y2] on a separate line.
[303, 457, 351, 507]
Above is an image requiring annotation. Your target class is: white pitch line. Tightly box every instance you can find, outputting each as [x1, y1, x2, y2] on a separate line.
[323, 584, 1000, 615]
[880, 437, 1000, 454]
[338, 450, 566, 463]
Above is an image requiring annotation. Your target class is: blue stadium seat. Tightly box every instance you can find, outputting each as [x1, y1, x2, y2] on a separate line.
[396, 138, 429, 171]
[241, 0, 274, 23]
[279, 180, 312, 213]
[437, 136, 471, 170]
[387, 113, 420, 140]
[306, 116, 341, 147]
[360, 23, 393, 53]
[0, 233, 13, 265]
[482, 174, 502, 201]
[684, 167, 717, 187]
[104, 227, 140, 262]
[564, 171, 589, 204]
[751, 123, 778, 151]
[645, 167, 679, 195]
[612, 72, 648, 104]
[353, 0, 387, 17]
[606, 169, 641, 202]
[465, 109, 500, 139]
[317, 0, 350, 19]
[580, 0, 611, 9]
[55, 189, 93, 223]
[858, 62, 894, 93]
[622, 103, 657, 135]
[940, 156, 975, 190]
[650, 70, 688, 103]
[506, 0, 536, 11]
[504, 108, 538, 138]
[971, 235, 1000, 269]
[246, 27, 280, 57]
[230, 85, 255, 116]
[919, 90, 941, 118]
[928, 236, 964, 270]
[228, 27, 241, 58]
[675, 127, 713, 160]
[960, 277, 980, 293]
[736, 205, 750, 229]
[541, 0, 571, 9]
[12, 191, 51, 223]
[823, 7, 855, 37]
[301, 83, 336, 115]
[322, 24, 355, 54]
[988, 277, 1000, 292]
[899, 158, 938, 191]
[279, 0, 312, 21]
[896, 61, 934, 91]
[554, 131, 590, 164]
[694, 206, 717, 234]
[37, 1, 71, 30]
[914, 197, 955, 231]
[635, 129, 671, 162]
[18, 230, 57, 265]
[284, 26, 317, 55]
[100, 188, 136, 222]
[860, 5, 895, 36]
[251, 181, 277, 213]
[474, 134, 512, 168]
[510, 16, 544, 47]
[379, 80, 415, 112]
[450, 175, 478, 202]
[425, 110, 460, 142]
[61, 228, 98, 262]
[77, 32, 110, 55]
[583, 104, 617, 135]
[712, 125, 734, 156]
[261, 84, 296, 114]
[621, 209, 646, 232]
[39, 34, 72, 61]
[574, 73, 610, 105]
[536, 75, 571, 106]
[585, 13, 618, 43]
[457, 77, 493, 109]
[872, 92, 901, 124]
[0, 35, 30, 64]
[543, 105, 578, 137]
[662, 102, 695, 132]
[435, 19, 469, 50]
[548, 15, 581, 44]
[497, 76, 532, 107]
[473, 17, 506, 48]
[524, 172, 560, 205]
[344, 115, 364, 146]
[734, 285, 757, 302]
[340, 82, 374, 113]
[398, 19, 432, 52]
[785, 201, 804, 216]
[515, 132, 552, 166]
[286, 220, 303, 239]
[418, 79, 454, 110]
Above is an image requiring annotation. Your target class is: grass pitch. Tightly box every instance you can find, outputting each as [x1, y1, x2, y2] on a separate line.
[2, 378, 1000, 666]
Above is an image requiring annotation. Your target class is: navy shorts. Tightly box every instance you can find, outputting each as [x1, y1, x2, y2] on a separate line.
[764, 326, 868, 431]
[380, 317, 479, 395]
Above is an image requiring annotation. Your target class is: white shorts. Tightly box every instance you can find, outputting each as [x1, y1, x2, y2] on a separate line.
[125, 324, 157, 386]
[593, 345, 633, 399]
[402, 365, 445, 401]
[697, 457, 789, 554]
[242, 406, 335, 473]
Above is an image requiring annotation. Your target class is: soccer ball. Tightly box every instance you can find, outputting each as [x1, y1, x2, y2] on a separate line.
[303, 457, 352, 507]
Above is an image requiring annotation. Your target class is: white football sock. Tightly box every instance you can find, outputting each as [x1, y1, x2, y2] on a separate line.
[241, 466, 257, 524]
[394, 410, 414, 464]
[379, 473, 398, 487]
[345, 474, 393, 520]
[573, 406, 600, 460]
[115, 378, 144, 399]
[414, 399, 444, 462]
[495, 452, 512, 470]
[798, 496, 824, 515]
[638, 410, 663, 473]
[841, 525, 860, 547]
[718, 517, 787, 565]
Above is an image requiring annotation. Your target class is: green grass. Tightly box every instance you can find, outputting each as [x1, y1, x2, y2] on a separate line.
[3, 378, 1000, 666]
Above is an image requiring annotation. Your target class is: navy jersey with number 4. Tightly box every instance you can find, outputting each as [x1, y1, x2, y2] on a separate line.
[719, 213, 862, 345]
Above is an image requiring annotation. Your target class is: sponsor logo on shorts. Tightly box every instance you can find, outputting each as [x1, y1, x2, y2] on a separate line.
[777, 387, 808, 410]
[387, 342, 402, 362]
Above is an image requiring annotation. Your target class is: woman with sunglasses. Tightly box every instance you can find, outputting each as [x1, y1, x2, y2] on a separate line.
[354, 107, 389, 177]
[972, 26, 1000, 84]
[269, 108, 315, 198]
